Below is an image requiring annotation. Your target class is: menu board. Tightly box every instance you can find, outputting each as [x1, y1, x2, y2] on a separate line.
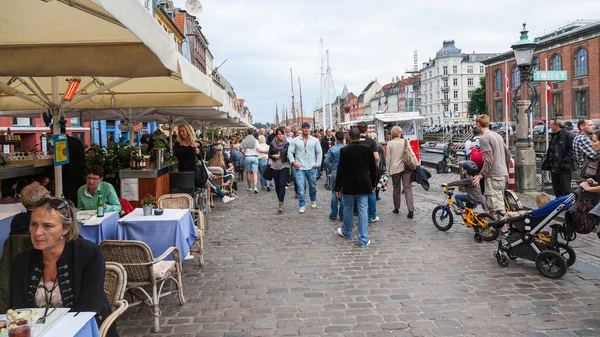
[120, 178, 139, 201]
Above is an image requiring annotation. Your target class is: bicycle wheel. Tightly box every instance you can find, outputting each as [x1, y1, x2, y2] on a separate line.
[504, 190, 522, 212]
[475, 213, 498, 241]
[432, 205, 453, 231]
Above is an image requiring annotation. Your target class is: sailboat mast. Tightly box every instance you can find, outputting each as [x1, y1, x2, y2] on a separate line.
[326, 49, 332, 130]
[320, 38, 326, 129]
[298, 77, 304, 124]
[275, 103, 279, 126]
[290, 67, 296, 126]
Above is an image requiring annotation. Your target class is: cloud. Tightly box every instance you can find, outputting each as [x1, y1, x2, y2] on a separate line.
[173, 0, 600, 123]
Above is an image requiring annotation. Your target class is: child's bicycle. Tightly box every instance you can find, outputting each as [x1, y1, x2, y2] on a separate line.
[431, 185, 499, 242]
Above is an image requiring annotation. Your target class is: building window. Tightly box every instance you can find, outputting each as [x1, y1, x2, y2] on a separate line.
[453, 90, 458, 99]
[443, 66, 448, 75]
[494, 69, 502, 91]
[532, 56, 539, 72]
[575, 89, 588, 118]
[575, 48, 588, 77]
[512, 66, 521, 88]
[467, 78, 474, 86]
[480, 65, 484, 73]
[467, 66, 473, 74]
[468, 91, 473, 99]
[443, 92, 449, 100]
[12, 118, 31, 126]
[443, 79, 448, 87]
[70, 117, 81, 127]
[429, 70, 432, 77]
[444, 104, 449, 112]
[454, 104, 459, 112]
[551, 54, 561, 71]
[72, 132, 85, 145]
[452, 65, 457, 74]
[453, 78, 458, 86]
[551, 91, 562, 118]
[495, 101, 503, 122]
[423, 73, 426, 80]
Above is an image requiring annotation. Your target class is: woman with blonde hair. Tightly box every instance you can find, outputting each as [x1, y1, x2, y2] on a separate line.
[173, 123, 200, 174]
[386, 126, 415, 218]
[10, 182, 50, 235]
[257, 135, 272, 191]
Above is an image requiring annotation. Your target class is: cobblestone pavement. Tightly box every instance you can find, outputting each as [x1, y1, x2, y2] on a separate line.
[117, 170, 600, 337]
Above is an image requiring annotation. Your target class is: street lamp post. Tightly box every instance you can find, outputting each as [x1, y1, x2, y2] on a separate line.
[511, 23, 539, 192]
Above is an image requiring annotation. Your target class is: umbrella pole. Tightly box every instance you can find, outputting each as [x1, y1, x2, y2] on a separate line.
[51, 77, 63, 197]
[168, 122, 173, 151]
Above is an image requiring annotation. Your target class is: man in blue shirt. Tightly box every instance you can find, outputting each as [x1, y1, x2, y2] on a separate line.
[324, 130, 345, 221]
[288, 122, 323, 213]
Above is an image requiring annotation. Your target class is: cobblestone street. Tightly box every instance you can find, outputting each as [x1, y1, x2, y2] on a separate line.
[117, 171, 600, 337]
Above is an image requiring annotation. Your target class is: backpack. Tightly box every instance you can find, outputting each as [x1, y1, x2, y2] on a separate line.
[565, 197, 597, 235]
[436, 160, 447, 174]
[470, 144, 483, 169]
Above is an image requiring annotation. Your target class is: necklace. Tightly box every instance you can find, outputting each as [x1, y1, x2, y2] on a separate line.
[40, 274, 59, 308]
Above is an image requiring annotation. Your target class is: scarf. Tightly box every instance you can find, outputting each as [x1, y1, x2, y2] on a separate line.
[271, 137, 288, 151]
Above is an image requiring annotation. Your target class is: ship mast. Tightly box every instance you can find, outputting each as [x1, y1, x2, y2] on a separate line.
[298, 77, 304, 124]
[275, 103, 279, 126]
[290, 67, 296, 125]
[319, 38, 326, 129]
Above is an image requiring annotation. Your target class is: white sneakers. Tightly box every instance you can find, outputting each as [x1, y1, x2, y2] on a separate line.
[222, 196, 235, 204]
[311, 201, 317, 208]
[298, 206, 306, 214]
[369, 216, 380, 223]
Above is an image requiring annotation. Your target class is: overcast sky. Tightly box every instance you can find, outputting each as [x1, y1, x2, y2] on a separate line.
[173, 0, 600, 124]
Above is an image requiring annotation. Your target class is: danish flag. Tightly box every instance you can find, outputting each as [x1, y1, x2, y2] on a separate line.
[546, 81, 552, 104]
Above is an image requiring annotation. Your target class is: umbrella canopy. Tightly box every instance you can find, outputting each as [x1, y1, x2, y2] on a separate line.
[0, 0, 224, 110]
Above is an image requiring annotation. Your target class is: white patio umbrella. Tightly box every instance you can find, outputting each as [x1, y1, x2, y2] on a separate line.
[0, 0, 224, 196]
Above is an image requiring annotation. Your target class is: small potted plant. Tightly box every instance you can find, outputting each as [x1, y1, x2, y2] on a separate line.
[141, 194, 158, 216]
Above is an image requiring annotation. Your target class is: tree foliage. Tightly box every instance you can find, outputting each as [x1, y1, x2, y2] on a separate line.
[468, 76, 488, 116]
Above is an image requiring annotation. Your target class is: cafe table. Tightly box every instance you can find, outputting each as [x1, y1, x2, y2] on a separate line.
[42, 311, 100, 337]
[0, 203, 26, 258]
[78, 211, 119, 245]
[117, 208, 196, 261]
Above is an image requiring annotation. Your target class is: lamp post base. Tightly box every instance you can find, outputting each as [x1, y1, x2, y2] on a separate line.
[514, 147, 538, 192]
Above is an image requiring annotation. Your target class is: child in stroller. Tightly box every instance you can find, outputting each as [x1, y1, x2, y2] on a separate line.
[490, 193, 576, 279]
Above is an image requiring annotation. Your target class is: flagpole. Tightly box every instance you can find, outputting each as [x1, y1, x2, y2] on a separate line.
[545, 58, 549, 151]
[504, 60, 509, 148]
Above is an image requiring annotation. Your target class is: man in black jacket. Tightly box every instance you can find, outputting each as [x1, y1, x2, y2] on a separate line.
[335, 127, 377, 248]
[544, 119, 576, 197]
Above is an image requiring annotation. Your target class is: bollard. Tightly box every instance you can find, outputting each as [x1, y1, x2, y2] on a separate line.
[508, 158, 516, 191]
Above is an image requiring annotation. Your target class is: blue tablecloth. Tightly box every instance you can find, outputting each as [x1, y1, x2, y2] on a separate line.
[78, 211, 119, 245]
[43, 312, 100, 337]
[117, 208, 196, 261]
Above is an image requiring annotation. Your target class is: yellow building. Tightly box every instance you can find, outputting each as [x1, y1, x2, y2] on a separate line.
[154, 1, 184, 53]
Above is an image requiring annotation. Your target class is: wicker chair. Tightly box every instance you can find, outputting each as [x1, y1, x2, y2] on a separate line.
[100, 262, 129, 337]
[207, 166, 235, 198]
[158, 193, 205, 266]
[100, 240, 185, 333]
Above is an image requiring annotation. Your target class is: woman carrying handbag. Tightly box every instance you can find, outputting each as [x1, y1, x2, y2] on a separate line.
[385, 126, 417, 218]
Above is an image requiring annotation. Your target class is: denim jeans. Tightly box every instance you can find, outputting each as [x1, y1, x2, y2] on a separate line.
[272, 168, 289, 202]
[244, 156, 259, 172]
[455, 194, 472, 209]
[208, 178, 225, 198]
[341, 194, 369, 247]
[295, 168, 317, 207]
[329, 174, 343, 220]
[258, 159, 269, 188]
[368, 191, 376, 221]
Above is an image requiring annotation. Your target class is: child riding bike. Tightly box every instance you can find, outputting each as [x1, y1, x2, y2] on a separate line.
[442, 161, 485, 214]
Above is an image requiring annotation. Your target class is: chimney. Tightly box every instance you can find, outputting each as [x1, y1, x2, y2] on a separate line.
[401, 76, 404, 80]
[392, 77, 395, 83]
[396, 76, 399, 82]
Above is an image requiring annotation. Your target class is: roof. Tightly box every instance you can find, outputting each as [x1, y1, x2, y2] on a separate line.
[436, 40, 461, 58]
[483, 20, 600, 65]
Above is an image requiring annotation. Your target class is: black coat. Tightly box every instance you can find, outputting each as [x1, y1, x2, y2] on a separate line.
[10, 211, 31, 235]
[335, 141, 377, 195]
[11, 238, 117, 337]
[545, 128, 576, 173]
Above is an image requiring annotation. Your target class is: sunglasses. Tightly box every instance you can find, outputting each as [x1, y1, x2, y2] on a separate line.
[40, 198, 68, 210]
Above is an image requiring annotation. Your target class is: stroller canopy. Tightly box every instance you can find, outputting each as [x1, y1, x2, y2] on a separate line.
[530, 195, 573, 218]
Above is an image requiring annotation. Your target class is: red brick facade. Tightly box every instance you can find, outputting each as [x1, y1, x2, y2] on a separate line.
[484, 22, 600, 124]
[0, 116, 91, 151]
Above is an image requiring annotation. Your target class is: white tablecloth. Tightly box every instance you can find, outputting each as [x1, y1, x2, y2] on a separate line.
[40, 312, 99, 337]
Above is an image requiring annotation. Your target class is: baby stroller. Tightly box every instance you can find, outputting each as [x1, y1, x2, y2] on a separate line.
[490, 193, 576, 279]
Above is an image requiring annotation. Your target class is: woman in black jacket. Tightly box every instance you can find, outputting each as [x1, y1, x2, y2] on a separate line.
[11, 198, 117, 337]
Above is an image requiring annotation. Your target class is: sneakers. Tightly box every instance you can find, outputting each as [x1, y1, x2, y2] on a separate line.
[299, 206, 306, 214]
[278, 202, 283, 213]
[392, 209, 399, 214]
[336, 228, 351, 239]
[369, 216, 380, 223]
[253, 188, 258, 194]
[247, 187, 252, 192]
[311, 201, 317, 208]
[222, 196, 235, 204]
[455, 209, 465, 215]
[407, 211, 414, 219]
[360, 240, 371, 248]
[329, 216, 337, 221]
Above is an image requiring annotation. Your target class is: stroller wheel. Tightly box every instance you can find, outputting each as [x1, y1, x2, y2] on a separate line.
[432, 205, 454, 231]
[535, 250, 568, 279]
[496, 251, 509, 267]
[555, 243, 576, 267]
[475, 213, 499, 241]
[474, 233, 483, 243]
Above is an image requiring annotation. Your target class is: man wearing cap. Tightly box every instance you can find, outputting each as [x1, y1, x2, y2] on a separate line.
[288, 122, 323, 213]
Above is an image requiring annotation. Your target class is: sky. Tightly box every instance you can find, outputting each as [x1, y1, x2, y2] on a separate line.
[173, 0, 600, 124]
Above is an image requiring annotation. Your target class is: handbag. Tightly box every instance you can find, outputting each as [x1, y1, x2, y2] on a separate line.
[194, 162, 208, 188]
[580, 157, 598, 180]
[402, 139, 418, 171]
[262, 164, 273, 181]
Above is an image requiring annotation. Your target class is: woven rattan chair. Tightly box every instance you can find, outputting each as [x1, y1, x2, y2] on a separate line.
[207, 166, 235, 197]
[100, 262, 129, 337]
[158, 193, 205, 266]
[100, 240, 185, 333]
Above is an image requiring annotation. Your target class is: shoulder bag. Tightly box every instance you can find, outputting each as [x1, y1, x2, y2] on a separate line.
[402, 139, 418, 172]
[580, 157, 598, 180]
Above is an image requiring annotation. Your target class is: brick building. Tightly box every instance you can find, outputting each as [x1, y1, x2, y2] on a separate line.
[0, 116, 91, 151]
[483, 20, 600, 124]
